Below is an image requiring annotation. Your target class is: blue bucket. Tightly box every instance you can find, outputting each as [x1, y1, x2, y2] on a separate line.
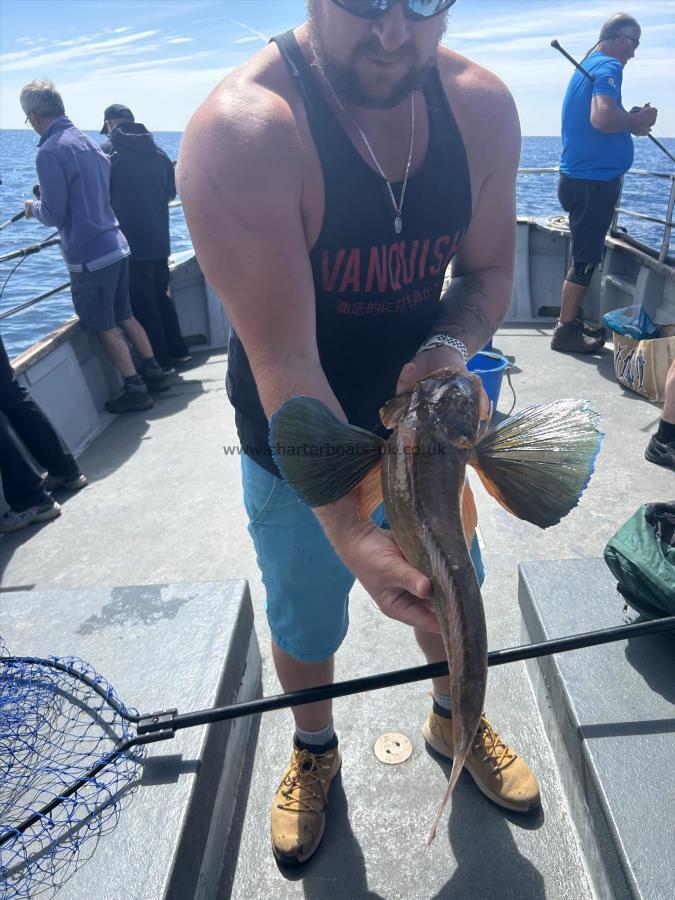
[467, 351, 509, 411]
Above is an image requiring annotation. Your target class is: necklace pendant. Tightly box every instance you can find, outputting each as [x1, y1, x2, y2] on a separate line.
[394, 215, 402, 234]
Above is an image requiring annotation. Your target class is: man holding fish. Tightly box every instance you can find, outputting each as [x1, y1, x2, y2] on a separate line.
[180, 0, 600, 864]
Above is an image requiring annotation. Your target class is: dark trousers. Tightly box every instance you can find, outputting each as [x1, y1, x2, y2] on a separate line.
[128, 259, 188, 367]
[0, 334, 78, 510]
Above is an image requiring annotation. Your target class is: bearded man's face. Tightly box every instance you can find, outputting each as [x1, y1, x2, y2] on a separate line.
[307, 0, 447, 108]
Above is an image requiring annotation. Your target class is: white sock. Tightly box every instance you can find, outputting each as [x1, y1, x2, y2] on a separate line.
[433, 691, 453, 715]
[294, 720, 336, 749]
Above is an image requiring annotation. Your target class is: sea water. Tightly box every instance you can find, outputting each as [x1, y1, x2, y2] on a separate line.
[0, 130, 673, 358]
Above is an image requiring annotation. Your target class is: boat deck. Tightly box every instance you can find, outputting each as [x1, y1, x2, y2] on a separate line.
[0, 326, 670, 899]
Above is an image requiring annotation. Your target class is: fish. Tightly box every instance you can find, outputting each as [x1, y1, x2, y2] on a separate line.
[269, 366, 602, 843]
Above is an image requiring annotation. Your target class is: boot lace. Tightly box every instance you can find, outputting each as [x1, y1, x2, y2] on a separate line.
[473, 715, 517, 773]
[278, 749, 334, 813]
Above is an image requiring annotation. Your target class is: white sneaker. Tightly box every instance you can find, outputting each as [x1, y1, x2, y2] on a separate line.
[0, 499, 61, 533]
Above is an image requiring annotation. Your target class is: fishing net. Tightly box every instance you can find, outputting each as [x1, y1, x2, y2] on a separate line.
[0, 646, 146, 899]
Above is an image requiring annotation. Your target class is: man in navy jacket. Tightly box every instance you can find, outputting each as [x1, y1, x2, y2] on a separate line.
[101, 104, 190, 371]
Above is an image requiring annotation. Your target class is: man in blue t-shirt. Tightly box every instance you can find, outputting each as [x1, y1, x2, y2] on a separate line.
[552, 13, 657, 354]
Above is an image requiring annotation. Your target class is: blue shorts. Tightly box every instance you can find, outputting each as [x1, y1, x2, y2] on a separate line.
[241, 455, 485, 662]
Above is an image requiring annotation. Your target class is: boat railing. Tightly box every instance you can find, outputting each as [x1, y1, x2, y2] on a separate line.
[519, 165, 674, 263]
[1, 165, 673, 322]
[0, 200, 187, 322]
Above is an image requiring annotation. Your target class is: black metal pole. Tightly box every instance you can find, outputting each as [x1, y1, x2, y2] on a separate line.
[551, 39, 675, 165]
[138, 614, 675, 734]
[0, 210, 25, 232]
[550, 40, 596, 82]
[0, 281, 71, 321]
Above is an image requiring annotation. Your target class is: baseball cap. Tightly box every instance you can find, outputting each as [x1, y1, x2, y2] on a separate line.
[100, 104, 134, 134]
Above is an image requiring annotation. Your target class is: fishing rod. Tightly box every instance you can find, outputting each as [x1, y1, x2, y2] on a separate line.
[551, 39, 675, 165]
[0, 210, 25, 232]
[0, 280, 70, 320]
[0, 230, 61, 302]
[0, 235, 60, 265]
[0, 186, 39, 233]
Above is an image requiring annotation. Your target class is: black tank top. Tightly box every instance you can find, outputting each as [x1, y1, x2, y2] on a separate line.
[227, 30, 472, 475]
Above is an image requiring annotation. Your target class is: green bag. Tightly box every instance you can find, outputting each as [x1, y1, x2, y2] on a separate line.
[604, 502, 675, 620]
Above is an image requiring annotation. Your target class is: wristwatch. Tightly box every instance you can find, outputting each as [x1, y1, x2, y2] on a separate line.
[417, 333, 469, 361]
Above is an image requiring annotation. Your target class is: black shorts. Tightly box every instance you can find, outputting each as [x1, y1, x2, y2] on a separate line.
[558, 174, 621, 266]
[69, 256, 133, 332]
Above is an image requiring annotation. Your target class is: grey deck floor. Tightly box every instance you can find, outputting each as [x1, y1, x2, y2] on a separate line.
[1, 327, 671, 899]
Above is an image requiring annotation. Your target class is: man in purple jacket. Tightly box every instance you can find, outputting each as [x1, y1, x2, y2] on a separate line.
[20, 79, 168, 412]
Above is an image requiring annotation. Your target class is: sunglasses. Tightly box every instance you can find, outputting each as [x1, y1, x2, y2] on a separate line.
[619, 33, 640, 47]
[331, 0, 456, 22]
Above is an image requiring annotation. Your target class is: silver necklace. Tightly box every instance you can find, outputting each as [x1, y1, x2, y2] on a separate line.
[318, 67, 416, 235]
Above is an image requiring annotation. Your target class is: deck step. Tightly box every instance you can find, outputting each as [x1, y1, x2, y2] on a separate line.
[0, 580, 261, 899]
[518, 558, 674, 900]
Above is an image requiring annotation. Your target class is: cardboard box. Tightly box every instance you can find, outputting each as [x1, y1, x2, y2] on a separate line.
[613, 332, 675, 402]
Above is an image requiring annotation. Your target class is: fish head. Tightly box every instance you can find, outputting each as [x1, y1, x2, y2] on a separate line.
[399, 367, 486, 453]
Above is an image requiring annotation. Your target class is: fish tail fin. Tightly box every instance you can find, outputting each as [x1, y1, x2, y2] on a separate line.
[469, 399, 603, 528]
[269, 396, 384, 508]
[424, 526, 487, 846]
[427, 753, 467, 846]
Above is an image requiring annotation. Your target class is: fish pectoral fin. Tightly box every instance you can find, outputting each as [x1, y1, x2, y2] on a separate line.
[469, 399, 603, 528]
[379, 391, 413, 430]
[269, 396, 384, 507]
[461, 481, 478, 545]
[355, 462, 384, 520]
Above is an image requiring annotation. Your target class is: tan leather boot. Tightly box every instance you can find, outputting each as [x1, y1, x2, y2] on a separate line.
[270, 741, 341, 864]
[423, 710, 540, 812]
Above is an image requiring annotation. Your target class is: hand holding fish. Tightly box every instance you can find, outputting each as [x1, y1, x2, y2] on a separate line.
[338, 518, 440, 633]
[396, 345, 468, 396]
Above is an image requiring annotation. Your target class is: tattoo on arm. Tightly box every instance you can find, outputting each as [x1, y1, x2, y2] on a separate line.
[431, 274, 497, 355]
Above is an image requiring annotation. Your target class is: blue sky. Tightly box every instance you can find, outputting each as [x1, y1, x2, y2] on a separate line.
[1, 0, 673, 135]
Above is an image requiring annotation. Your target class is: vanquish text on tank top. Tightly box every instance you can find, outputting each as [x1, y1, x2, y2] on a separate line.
[318, 228, 466, 315]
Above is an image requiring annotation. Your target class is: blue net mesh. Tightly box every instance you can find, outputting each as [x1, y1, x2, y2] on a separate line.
[0, 645, 146, 898]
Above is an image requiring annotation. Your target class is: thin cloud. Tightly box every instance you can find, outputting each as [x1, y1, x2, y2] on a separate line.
[232, 20, 269, 44]
[165, 37, 193, 44]
[1, 30, 159, 73]
[93, 50, 219, 77]
[449, 0, 672, 43]
[83, 44, 163, 68]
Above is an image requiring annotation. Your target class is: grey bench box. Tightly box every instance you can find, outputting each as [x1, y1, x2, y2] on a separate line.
[519, 558, 674, 900]
[0, 579, 261, 899]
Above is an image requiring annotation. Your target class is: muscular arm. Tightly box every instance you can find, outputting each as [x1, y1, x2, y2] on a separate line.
[178, 86, 337, 422]
[430, 76, 520, 357]
[179, 85, 353, 521]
